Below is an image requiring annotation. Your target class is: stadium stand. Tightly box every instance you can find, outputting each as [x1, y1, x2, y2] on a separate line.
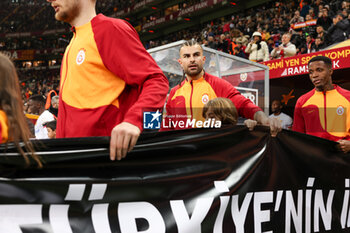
[0, 0, 349, 104]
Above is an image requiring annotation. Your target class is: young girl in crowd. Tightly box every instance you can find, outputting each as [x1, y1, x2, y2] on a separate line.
[0, 53, 41, 167]
[202, 97, 257, 130]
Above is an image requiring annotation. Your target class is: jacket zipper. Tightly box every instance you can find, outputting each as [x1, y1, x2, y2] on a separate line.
[190, 81, 194, 121]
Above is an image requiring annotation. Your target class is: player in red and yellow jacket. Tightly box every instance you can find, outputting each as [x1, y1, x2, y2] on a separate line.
[293, 56, 350, 152]
[163, 72, 260, 130]
[163, 40, 281, 134]
[47, 0, 169, 160]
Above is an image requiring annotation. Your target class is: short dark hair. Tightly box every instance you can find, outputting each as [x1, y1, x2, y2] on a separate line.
[308, 56, 332, 68]
[43, 120, 57, 131]
[29, 94, 45, 105]
[180, 39, 202, 52]
[336, 12, 344, 19]
[272, 99, 281, 104]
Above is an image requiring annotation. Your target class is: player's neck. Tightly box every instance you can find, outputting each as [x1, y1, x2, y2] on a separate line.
[317, 83, 334, 92]
[71, 8, 96, 27]
[187, 70, 204, 82]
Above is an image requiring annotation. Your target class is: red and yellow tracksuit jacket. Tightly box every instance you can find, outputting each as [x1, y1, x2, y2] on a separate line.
[293, 85, 350, 141]
[57, 14, 168, 138]
[0, 110, 8, 143]
[163, 72, 261, 130]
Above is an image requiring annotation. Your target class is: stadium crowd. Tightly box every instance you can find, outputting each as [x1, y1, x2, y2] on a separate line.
[145, 0, 350, 61]
[0, 0, 134, 33]
[0, 0, 349, 121]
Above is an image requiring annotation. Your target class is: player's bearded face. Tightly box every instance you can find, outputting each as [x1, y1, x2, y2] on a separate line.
[179, 45, 206, 78]
[50, 0, 80, 24]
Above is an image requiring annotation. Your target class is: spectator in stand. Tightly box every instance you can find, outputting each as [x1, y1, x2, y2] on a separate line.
[327, 13, 349, 44]
[271, 33, 297, 59]
[225, 33, 232, 44]
[305, 14, 313, 21]
[257, 27, 267, 41]
[236, 19, 246, 33]
[28, 94, 54, 139]
[267, 38, 275, 53]
[271, 22, 283, 35]
[236, 31, 249, 46]
[269, 100, 293, 130]
[291, 29, 306, 53]
[45, 85, 58, 110]
[309, 7, 316, 18]
[300, 1, 311, 18]
[325, 4, 335, 18]
[290, 10, 305, 25]
[217, 34, 229, 53]
[315, 25, 329, 45]
[281, 18, 290, 31]
[49, 95, 59, 119]
[317, 8, 333, 30]
[305, 33, 315, 53]
[234, 46, 246, 59]
[245, 31, 269, 62]
[312, 0, 323, 16]
[341, 1, 350, 10]
[341, 9, 350, 36]
[310, 36, 326, 52]
[236, 41, 247, 57]
[222, 20, 231, 34]
[228, 37, 238, 55]
[207, 36, 217, 49]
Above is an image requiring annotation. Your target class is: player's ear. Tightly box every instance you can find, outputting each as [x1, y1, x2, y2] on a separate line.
[178, 58, 183, 67]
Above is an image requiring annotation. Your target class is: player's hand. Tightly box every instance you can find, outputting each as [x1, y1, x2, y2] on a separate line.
[244, 119, 258, 131]
[110, 122, 141, 161]
[262, 117, 282, 137]
[337, 140, 350, 153]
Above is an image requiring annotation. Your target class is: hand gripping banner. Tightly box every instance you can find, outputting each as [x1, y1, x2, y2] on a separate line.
[0, 126, 349, 233]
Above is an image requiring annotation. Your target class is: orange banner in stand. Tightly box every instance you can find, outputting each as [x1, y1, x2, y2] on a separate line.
[262, 46, 350, 79]
[291, 19, 317, 29]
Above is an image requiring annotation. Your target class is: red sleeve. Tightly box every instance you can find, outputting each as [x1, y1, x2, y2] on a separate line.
[292, 98, 305, 133]
[92, 15, 168, 130]
[208, 75, 261, 119]
[337, 86, 350, 101]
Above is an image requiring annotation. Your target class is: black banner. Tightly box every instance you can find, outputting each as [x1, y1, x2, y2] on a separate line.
[0, 126, 349, 233]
